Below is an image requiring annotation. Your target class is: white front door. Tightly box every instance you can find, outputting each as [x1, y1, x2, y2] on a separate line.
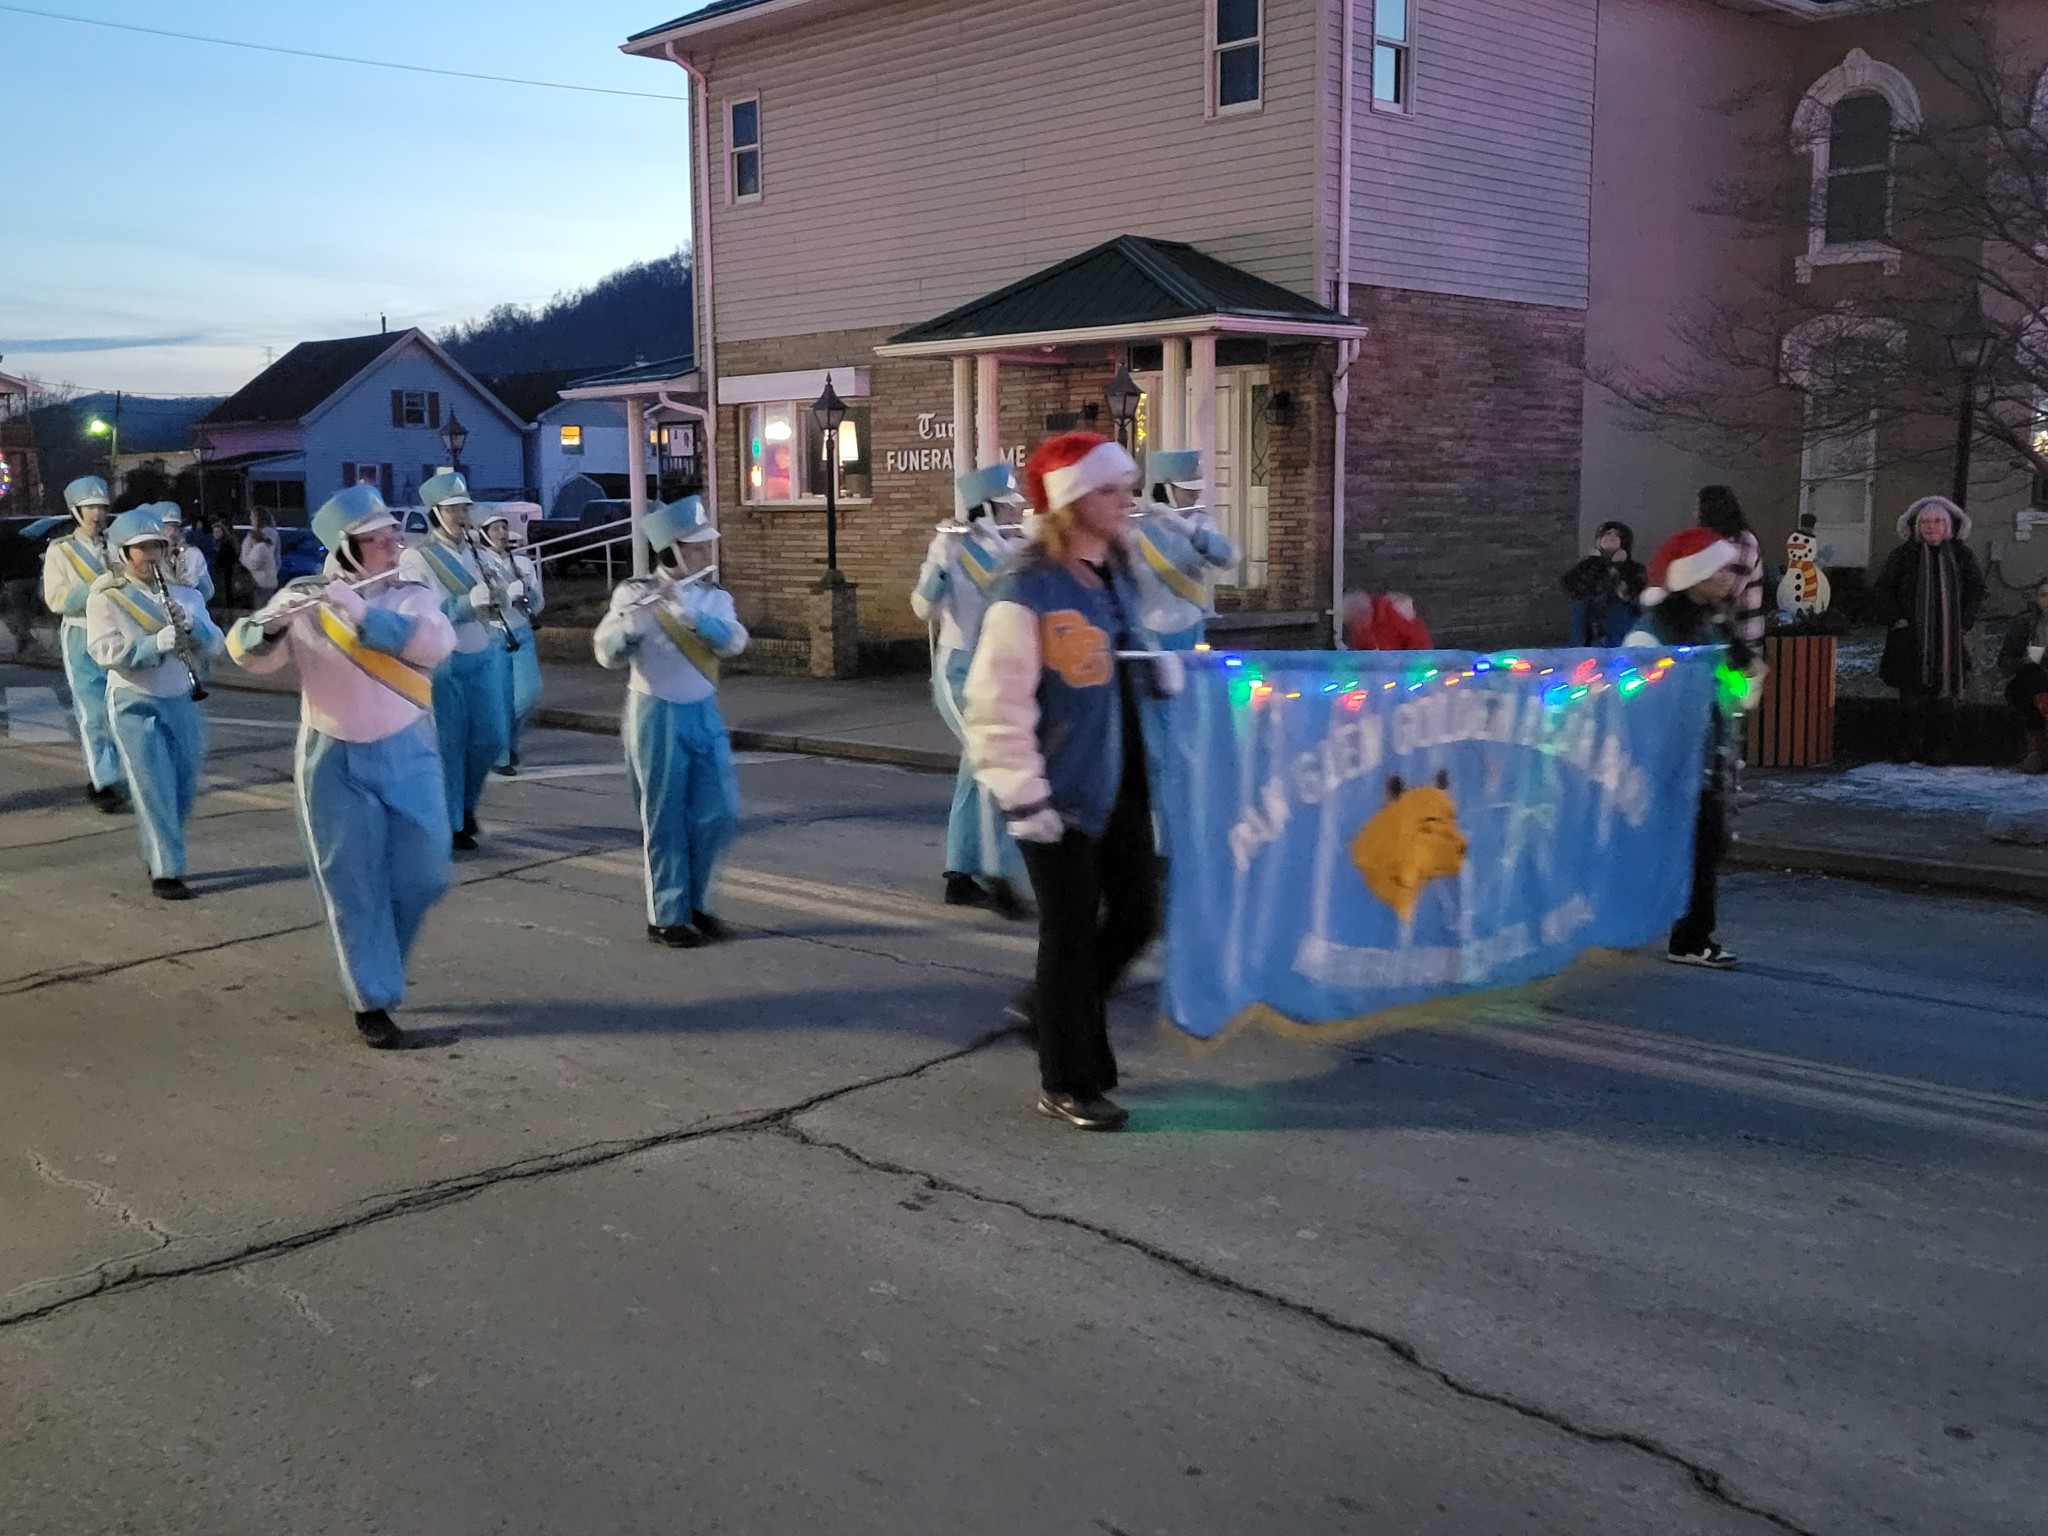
[1136, 363, 1270, 591]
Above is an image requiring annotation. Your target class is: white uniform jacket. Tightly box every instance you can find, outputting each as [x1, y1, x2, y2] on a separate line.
[594, 578, 748, 705]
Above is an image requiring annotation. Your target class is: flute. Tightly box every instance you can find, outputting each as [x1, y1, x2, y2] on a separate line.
[260, 567, 403, 625]
[621, 565, 719, 610]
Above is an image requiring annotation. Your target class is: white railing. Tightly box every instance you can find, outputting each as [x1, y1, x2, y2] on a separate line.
[523, 515, 636, 584]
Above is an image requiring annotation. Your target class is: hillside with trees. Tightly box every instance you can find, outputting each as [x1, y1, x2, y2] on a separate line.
[440, 250, 693, 376]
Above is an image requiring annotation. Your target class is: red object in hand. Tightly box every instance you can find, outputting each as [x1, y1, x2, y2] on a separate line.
[1345, 592, 1433, 652]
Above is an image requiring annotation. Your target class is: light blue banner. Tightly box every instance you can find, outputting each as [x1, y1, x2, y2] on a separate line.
[1151, 648, 1721, 1039]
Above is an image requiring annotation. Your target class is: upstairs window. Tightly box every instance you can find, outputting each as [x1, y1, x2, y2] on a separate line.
[559, 424, 584, 454]
[1372, 0, 1411, 111]
[729, 96, 762, 202]
[390, 389, 441, 429]
[1824, 93, 1893, 246]
[1211, 0, 1262, 114]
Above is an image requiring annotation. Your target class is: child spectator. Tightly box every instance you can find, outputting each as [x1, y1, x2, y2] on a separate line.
[1560, 520, 1646, 646]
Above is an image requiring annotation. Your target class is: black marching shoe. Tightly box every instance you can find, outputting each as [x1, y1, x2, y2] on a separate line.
[150, 877, 194, 901]
[691, 909, 732, 942]
[943, 872, 987, 907]
[1036, 1093, 1130, 1132]
[354, 1009, 402, 1049]
[647, 922, 706, 949]
[452, 814, 479, 852]
[983, 878, 1031, 922]
[1666, 941, 1739, 970]
[87, 784, 125, 814]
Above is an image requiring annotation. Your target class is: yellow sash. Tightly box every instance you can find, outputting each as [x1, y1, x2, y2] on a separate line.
[60, 539, 106, 584]
[1138, 526, 1209, 606]
[104, 580, 170, 635]
[957, 537, 1002, 592]
[418, 539, 475, 599]
[316, 605, 435, 709]
[651, 602, 721, 685]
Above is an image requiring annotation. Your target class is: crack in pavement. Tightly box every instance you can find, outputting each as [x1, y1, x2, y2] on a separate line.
[0, 1026, 1012, 1332]
[773, 1120, 1822, 1536]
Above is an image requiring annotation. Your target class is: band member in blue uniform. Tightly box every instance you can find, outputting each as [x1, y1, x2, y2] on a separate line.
[594, 496, 748, 949]
[156, 504, 216, 603]
[911, 463, 1030, 918]
[1130, 448, 1236, 651]
[42, 475, 126, 810]
[400, 471, 511, 851]
[478, 507, 544, 775]
[84, 506, 224, 899]
[228, 485, 457, 1048]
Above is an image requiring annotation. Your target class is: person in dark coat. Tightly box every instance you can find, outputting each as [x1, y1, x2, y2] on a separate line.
[1560, 520, 1647, 646]
[1873, 496, 1985, 765]
[1998, 575, 2048, 774]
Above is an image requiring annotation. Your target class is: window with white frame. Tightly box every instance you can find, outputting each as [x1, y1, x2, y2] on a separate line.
[728, 96, 762, 201]
[1823, 93, 1893, 246]
[1210, 0, 1261, 114]
[1791, 49, 1922, 282]
[1371, 0, 1411, 111]
[740, 401, 870, 505]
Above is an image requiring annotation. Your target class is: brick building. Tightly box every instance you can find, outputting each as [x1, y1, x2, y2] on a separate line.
[0, 370, 39, 516]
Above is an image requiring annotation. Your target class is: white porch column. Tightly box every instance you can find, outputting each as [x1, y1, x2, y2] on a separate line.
[1160, 337, 1188, 452]
[975, 353, 1001, 471]
[1189, 333, 1218, 510]
[625, 396, 651, 578]
[951, 356, 973, 516]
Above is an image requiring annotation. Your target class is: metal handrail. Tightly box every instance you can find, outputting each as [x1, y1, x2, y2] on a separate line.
[523, 514, 637, 585]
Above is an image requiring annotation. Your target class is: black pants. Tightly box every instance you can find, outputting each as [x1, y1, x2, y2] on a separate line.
[1669, 785, 1727, 955]
[2006, 665, 2048, 730]
[1894, 684, 1960, 762]
[1017, 761, 1161, 1099]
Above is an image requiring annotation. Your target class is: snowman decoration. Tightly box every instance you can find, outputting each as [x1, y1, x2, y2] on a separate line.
[1777, 512, 1831, 619]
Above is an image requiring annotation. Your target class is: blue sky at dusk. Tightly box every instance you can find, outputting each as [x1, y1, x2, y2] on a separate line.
[0, 1, 703, 396]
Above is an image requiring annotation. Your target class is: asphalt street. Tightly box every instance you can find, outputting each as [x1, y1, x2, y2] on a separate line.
[0, 662, 2042, 1535]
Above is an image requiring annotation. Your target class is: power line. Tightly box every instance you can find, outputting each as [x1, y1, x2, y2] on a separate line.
[0, 3, 688, 103]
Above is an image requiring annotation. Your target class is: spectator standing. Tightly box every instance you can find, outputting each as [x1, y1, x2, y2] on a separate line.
[240, 510, 280, 611]
[1997, 575, 2048, 774]
[1560, 520, 1647, 646]
[207, 515, 239, 610]
[0, 519, 46, 656]
[1695, 487, 1766, 655]
[1342, 591, 1432, 651]
[1874, 496, 1984, 766]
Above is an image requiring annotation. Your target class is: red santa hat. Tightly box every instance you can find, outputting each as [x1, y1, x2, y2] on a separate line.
[1641, 527, 1738, 607]
[1025, 431, 1138, 514]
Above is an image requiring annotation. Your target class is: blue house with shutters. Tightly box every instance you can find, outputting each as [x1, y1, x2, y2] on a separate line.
[192, 327, 529, 525]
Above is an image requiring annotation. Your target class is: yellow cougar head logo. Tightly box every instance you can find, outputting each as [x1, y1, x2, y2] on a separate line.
[1349, 770, 1468, 924]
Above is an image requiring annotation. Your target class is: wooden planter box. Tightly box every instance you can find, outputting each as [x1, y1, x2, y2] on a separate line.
[1745, 633, 1836, 768]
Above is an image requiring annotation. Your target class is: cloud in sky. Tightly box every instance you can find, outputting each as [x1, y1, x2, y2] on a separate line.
[0, 333, 209, 354]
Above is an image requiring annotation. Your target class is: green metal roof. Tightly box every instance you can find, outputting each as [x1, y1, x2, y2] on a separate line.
[885, 237, 1361, 348]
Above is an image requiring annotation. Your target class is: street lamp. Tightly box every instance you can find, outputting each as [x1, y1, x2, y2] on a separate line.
[812, 380, 847, 574]
[86, 396, 121, 490]
[1104, 362, 1142, 447]
[1944, 296, 1996, 507]
[440, 411, 469, 477]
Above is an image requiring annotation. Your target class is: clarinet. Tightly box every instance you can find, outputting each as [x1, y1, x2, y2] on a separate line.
[466, 531, 523, 653]
[152, 562, 209, 702]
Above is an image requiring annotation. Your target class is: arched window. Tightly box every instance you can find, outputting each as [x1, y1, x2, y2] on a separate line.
[1791, 49, 1923, 282]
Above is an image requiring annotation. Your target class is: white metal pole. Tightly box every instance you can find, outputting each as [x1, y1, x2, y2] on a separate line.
[951, 356, 973, 516]
[1332, 0, 1359, 647]
[626, 396, 651, 578]
[975, 353, 1000, 471]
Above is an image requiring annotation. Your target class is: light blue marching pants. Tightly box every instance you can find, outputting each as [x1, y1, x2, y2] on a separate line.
[1154, 622, 1205, 652]
[61, 620, 123, 791]
[294, 719, 452, 1014]
[108, 689, 204, 879]
[624, 690, 740, 929]
[932, 647, 1023, 883]
[432, 644, 510, 832]
[497, 628, 542, 766]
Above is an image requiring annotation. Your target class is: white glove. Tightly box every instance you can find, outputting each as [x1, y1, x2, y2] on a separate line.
[154, 625, 181, 656]
[2029, 644, 2045, 666]
[326, 579, 367, 625]
[256, 597, 297, 637]
[609, 582, 648, 615]
[1144, 650, 1185, 698]
[505, 579, 525, 603]
[468, 583, 493, 610]
[1007, 806, 1065, 843]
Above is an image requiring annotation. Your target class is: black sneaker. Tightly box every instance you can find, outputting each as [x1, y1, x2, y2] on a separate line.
[88, 784, 126, 814]
[1666, 942, 1738, 970]
[493, 763, 518, 777]
[354, 1009, 402, 1049]
[150, 877, 194, 901]
[943, 872, 987, 907]
[984, 878, 1032, 922]
[691, 909, 732, 942]
[452, 830, 479, 852]
[647, 922, 706, 949]
[1036, 1093, 1129, 1131]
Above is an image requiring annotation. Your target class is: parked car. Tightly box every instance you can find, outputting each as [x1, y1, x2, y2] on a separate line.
[276, 526, 324, 584]
[526, 500, 635, 576]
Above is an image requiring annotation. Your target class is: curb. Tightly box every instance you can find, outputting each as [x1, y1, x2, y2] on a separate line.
[1730, 838, 2048, 905]
[530, 705, 956, 774]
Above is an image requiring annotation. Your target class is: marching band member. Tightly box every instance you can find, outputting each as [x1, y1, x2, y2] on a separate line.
[1130, 448, 1235, 652]
[156, 504, 216, 604]
[594, 496, 747, 949]
[84, 506, 223, 900]
[227, 485, 456, 1049]
[965, 432, 1179, 1133]
[43, 475, 126, 810]
[478, 507, 544, 775]
[399, 472, 511, 851]
[911, 463, 1029, 918]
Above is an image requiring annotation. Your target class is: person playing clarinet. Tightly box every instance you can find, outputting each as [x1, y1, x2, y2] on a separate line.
[43, 476, 126, 811]
[478, 506, 544, 775]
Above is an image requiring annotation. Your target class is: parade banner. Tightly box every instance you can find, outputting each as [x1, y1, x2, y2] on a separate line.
[1150, 648, 1722, 1039]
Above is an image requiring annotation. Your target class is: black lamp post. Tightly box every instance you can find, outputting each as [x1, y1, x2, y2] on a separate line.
[1104, 362, 1142, 448]
[812, 381, 847, 573]
[1944, 297, 1995, 508]
[440, 411, 469, 479]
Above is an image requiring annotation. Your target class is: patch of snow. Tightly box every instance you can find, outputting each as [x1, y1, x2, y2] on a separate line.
[1751, 763, 2048, 818]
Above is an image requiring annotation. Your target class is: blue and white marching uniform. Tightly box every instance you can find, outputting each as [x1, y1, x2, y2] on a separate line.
[229, 487, 456, 1017]
[42, 477, 123, 795]
[157, 505, 217, 604]
[1130, 450, 1235, 652]
[593, 497, 747, 936]
[479, 525, 543, 768]
[84, 510, 224, 885]
[400, 473, 511, 839]
[912, 466, 1027, 887]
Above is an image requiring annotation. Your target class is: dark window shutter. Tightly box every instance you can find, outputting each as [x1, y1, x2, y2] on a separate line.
[380, 464, 395, 500]
[428, 393, 441, 429]
[342, 461, 356, 489]
[390, 391, 405, 428]
[423, 462, 437, 486]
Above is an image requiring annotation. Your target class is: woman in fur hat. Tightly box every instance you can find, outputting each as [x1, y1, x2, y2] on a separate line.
[1873, 496, 1984, 765]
